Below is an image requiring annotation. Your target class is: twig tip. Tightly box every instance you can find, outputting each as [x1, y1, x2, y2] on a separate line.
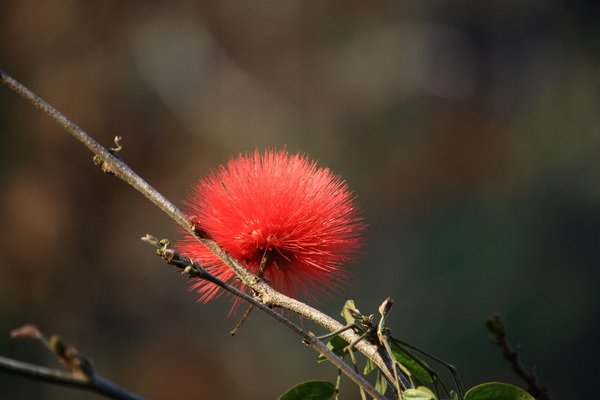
[10, 324, 42, 340]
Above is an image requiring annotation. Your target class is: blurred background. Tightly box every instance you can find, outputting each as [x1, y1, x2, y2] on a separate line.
[1, 1, 599, 399]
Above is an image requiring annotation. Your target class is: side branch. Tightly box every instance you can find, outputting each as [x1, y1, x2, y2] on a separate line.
[486, 315, 549, 400]
[0, 355, 144, 400]
[143, 236, 386, 400]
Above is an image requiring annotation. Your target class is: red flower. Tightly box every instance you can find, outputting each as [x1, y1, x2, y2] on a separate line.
[176, 150, 364, 303]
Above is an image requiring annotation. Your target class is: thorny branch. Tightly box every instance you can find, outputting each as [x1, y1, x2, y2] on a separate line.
[486, 315, 549, 400]
[0, 70, 397, 398]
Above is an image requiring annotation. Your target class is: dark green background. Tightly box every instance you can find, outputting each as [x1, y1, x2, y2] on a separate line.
[1, 1, 598, 399]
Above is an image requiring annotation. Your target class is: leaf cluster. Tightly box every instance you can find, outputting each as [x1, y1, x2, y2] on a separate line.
[280, 301, 535, 400]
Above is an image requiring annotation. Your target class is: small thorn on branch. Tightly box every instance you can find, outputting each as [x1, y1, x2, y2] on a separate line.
[110, 136, 123, 154]
[93, 136, 123, 175]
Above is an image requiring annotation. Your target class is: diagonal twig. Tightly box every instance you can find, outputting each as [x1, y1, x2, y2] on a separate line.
[0, 356, 144, 400]
[0, 69, 400, 393]
[1, 324, 145, 400]
[142, 235, 385, 399]
[486, 315, 549, 400]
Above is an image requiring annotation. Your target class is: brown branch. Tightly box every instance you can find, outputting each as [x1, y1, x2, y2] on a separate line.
[0, 70, 189, 230]
[486, 314, 549, 400]
[143, 235, 386, 400]
[0, 356, 144, 400]
[0, 71, 397, 397]
[1, 325, 145, 400]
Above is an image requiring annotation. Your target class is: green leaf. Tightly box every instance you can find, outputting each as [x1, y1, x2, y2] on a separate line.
[449, 390, 459, 400]
[278, 381, 336, 400]
[363, 358, 376, 375]
[464, 382, 534, 400]
[417, 386, 437, 399]
[317, 335, 349, 363]
[391, 343, 433, 384]
[341, 299, 358, 325]
[404, 388, 436, 399]
[375, 371, 387, 395]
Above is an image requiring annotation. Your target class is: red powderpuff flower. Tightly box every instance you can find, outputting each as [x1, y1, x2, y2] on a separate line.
[176, 149, 364, 303]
